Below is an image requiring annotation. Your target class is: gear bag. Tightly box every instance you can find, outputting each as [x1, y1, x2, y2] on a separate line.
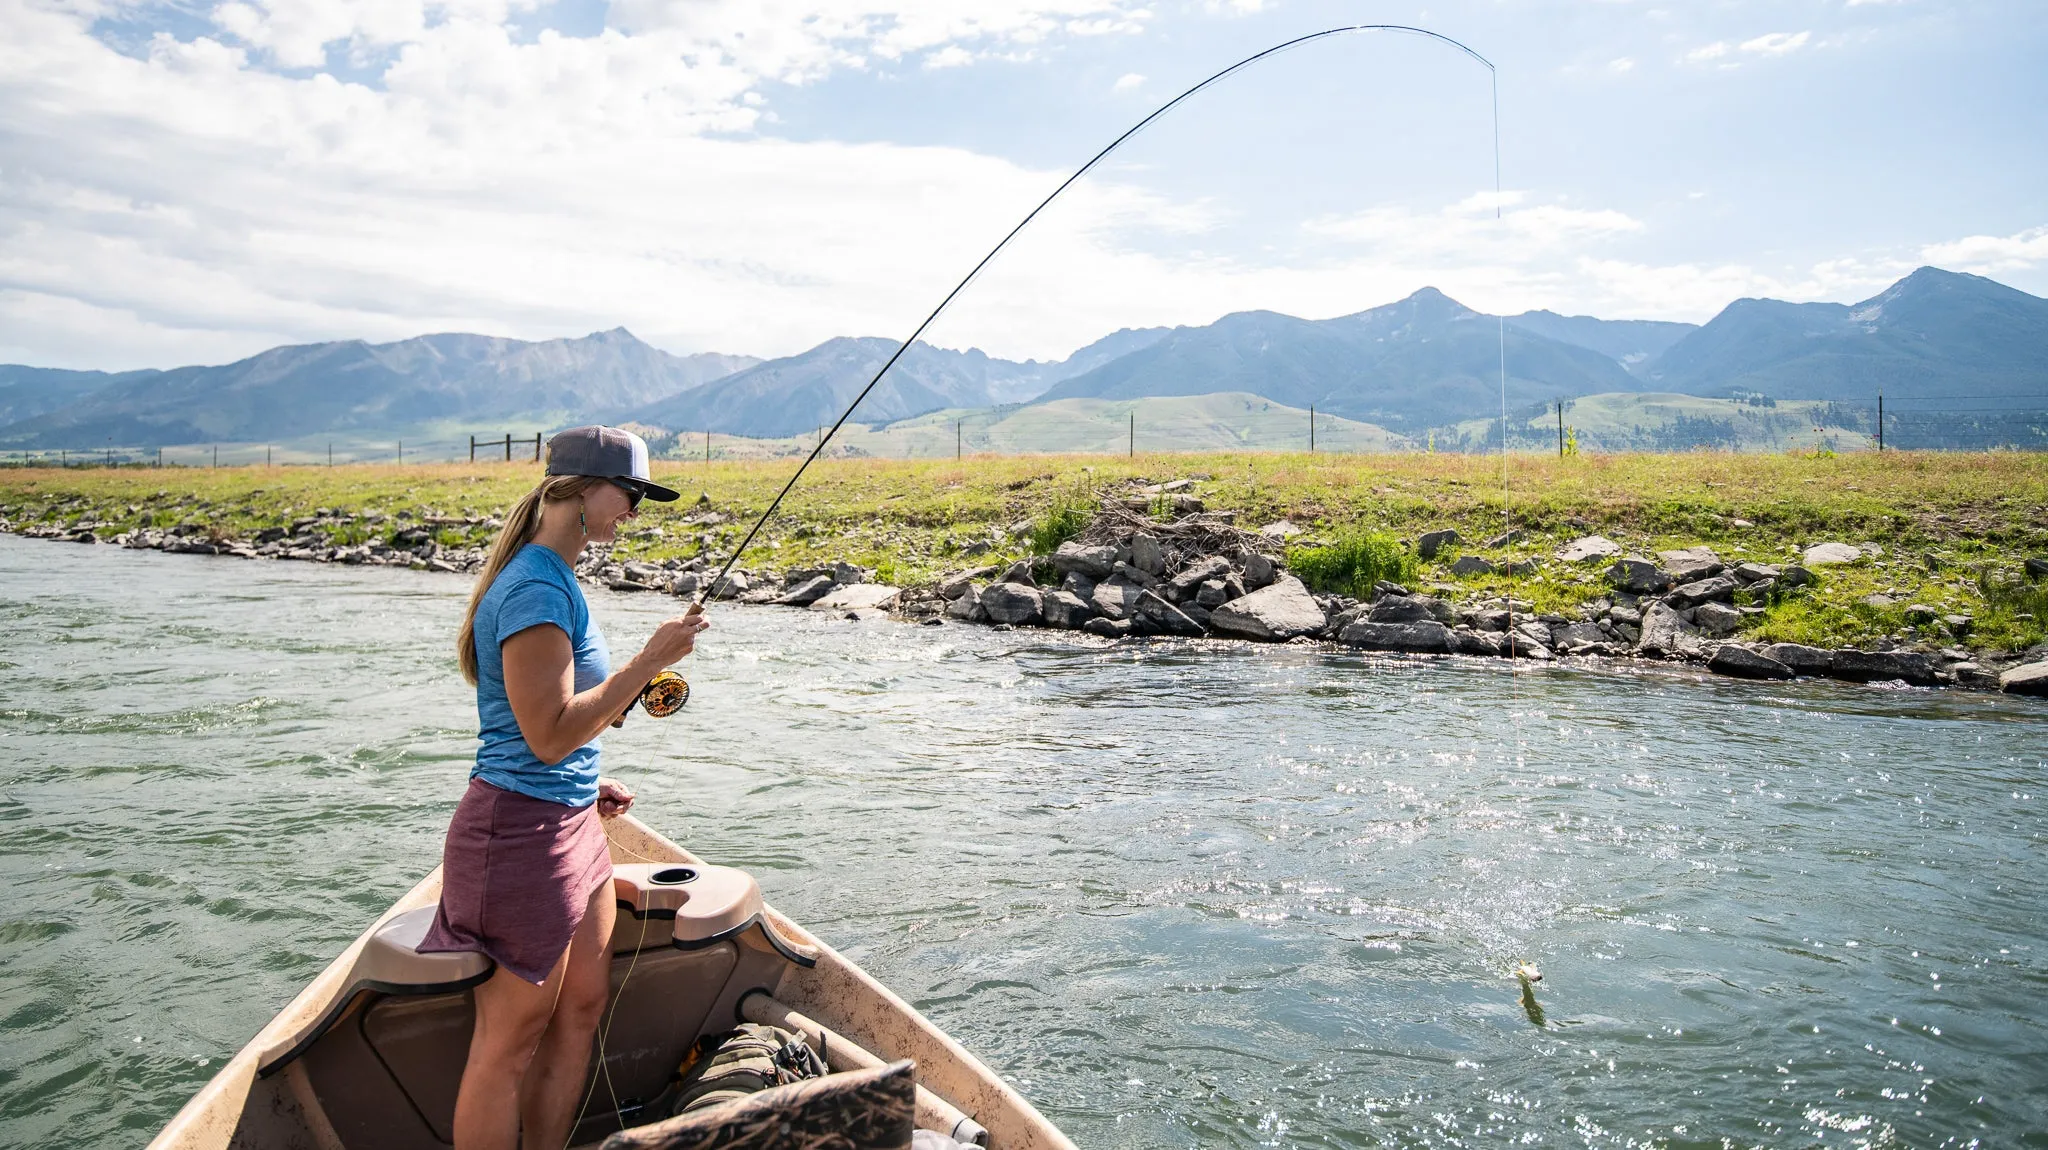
[645, 1023, 829, 1120]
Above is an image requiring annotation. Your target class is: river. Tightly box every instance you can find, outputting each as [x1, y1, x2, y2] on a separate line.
[1, 535, 2043, 1147]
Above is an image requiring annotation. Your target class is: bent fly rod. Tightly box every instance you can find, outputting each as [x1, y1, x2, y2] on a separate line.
[636, 24, 1500, 717]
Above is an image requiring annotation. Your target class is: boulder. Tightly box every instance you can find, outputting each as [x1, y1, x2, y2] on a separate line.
[1337, 620, 1455, 653]
[668, 572, 701, 597]
[1733, 562, 1782, 583]
[1658, 547, 1724, 582]
[979, 582, 1044, 625]
[1136, 589, 1205, 636]
[1779, 565, 1817, 588]
[2025, 557, 2048, 580]
[1803, 542, 1862, 566]
[1081, 617, 1130, 638]
[1450, 555, 1496, 577]
[1453, 628, 1504, 656]
[1692, 601, 1744, 637]
[1417, 529, 1461, 560]
[707, 570, 750, 599]
[999, 560, 1037, 587]
[2000, 660, 2048, 696]
[1551, 622, 1608, 651]
[1060, 571, 1098, 599]
[1090, 576, 1144, 620]
[1708, 645, 1794, 680]
[1830, 649, 1938, 686]
[1556, 535, 1622, 563]
[938, 565, 1000, 600]
[1606, 558, 1672, 595]
[945, 585, 988, 621]
[812, 584, 901, 613]
[1242, 552, 1278, 589]
[1485, 529, 1524, 548]
[1040, 589, 1096, 629]
[1167, 555, 1231, 596]
[774, 574, 837, 606]
[1668, 574, 1738, 609]
[1051, 541, 1116, 579]
[1762, 643, 1835, 676]
[1368, 595, 1452, 625]
[1129, 532, 1164, 575]
[1258, 521, 1303, 540]
[1637, 601, 1702, 658]
[1208, 575, 1327, 641]
[1195, 579, 1231, 608]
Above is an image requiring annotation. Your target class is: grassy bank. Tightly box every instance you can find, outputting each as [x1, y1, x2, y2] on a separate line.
[4, 451, 2046, 654]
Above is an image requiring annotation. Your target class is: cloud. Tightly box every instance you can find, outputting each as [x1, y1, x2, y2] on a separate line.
[1683, 41, 1730, 63]
[1920, 226, 2048, 274]
[924, 44, 974, 68]
[1607, 57, 1635, 73]
[1739, 31, 1810, 56]
[1113, 71, 1144, 91]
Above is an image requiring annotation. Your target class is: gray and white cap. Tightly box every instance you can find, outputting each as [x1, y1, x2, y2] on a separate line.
[543, 425, 680, 502]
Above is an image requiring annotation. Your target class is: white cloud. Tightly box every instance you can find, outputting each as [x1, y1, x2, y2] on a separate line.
[1920, 226, 2048, 274]
[1683, 40, 1730, 63]
[1740, 30, 1810, 56]
[924, 44, 974, 68]
[1607, 57, 1635, 73]
[1113, 71, 1144, 91]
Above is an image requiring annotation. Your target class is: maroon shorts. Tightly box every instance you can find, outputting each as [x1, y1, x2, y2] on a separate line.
[416, 778, 614, 985]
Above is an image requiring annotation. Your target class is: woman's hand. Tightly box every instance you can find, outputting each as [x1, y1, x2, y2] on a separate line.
[596, 777, 635, 818]
[639, 611, 710, 669]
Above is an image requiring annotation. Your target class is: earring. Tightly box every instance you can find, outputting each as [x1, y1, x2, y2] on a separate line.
[579, 500, 587, 537]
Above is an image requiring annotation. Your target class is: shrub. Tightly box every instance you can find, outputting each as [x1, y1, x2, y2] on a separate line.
[1026, 492, 1093, 555]
[1287, 528, 1417, 599]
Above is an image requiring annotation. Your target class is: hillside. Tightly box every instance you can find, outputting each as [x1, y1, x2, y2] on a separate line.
[1503, 310, 1696, 372]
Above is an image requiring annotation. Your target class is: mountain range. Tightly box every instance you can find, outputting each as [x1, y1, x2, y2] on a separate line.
[1, 267, 2042, 452]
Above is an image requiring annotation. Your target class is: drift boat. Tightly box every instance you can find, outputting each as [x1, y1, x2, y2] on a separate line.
[148, 815, 1075, 1150]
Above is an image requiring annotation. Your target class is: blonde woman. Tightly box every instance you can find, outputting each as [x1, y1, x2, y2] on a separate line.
[419, 425, 707, 1150]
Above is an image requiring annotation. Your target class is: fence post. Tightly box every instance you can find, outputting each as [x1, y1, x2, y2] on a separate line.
[503, 433, 510, 462]
[1128, 410, 1134, 458]
[1309, 404, 1316, 452]
[705, 430, 711, 464]
[533, 434, 541, 461]
[1877, 392, 1884, 451]
[956, 420, 962, 461]
[1557, 402, 1565, 457]
[210, 445, 216, 468]
[398, 441, 402, 464]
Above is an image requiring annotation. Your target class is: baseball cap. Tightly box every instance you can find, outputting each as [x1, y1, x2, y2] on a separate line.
[544, 426, 681, 502]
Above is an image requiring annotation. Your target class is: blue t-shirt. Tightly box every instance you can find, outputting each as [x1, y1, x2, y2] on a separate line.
[471, 544, 610, 807]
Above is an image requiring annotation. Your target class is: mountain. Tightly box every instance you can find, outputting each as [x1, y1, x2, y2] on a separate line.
[0, 329, 756, 448]
[1035, 288, 1647, 433]
[0, 365, 160, 427]
[623, 328, 1173, 438]
[1640, 267, 2048, 403]
[1503, 311, 1696, 373]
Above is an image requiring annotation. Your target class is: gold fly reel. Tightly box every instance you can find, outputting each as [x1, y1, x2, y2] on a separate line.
[639, 670, 691, 716]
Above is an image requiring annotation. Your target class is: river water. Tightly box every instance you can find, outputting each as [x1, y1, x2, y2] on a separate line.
[1, 535, 2043, 1148]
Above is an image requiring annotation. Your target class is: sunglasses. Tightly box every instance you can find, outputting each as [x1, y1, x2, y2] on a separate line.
[610, 479, 645, 511]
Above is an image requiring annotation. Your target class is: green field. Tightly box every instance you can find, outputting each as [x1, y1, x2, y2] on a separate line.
[4, 450, 2046, 654]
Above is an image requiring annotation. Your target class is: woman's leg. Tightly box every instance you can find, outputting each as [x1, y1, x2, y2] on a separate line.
[518, 879, 617, 1150]
[453, 949, 572, 1150]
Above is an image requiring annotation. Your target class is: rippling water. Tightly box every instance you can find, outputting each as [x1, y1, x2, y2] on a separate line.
[2, 534, 2044, 1148]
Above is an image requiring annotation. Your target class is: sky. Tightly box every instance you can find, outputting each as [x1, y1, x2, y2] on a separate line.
[2, 0, 2044, 371]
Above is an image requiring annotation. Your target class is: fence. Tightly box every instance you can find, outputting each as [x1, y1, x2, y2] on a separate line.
[470, 433, 542, 462]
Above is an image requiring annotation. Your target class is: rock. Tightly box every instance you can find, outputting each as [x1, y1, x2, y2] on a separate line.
[1658, 547, 1724, 582]
[1208, 575, 1327, 641]
[775, 574, 837, 606]
[1708, 645, 1794, 680]
[1242, 552, 1278, 590]
[1168, 555, 1231, 596]
[1449, 555, 1496, 577]
[1258, 521, 1302, 540]
[1081, 617, 1130, 638]
[1195, 579, 1230, 608]
[1051, 541, 1117, 579]
[1091, 576, 1144, 620]
[1369, 595, 1452, 625]
[1417, 529, 1461, 560]
[427, 558, 464, 574]
[1129, 532, 1164, 575]
[1668, 574, 1738, 609]
[1733, 562, 1782, 583]
[1861, 593, 1898, 609]
[1803, 542, 1862, 566]
[1692, 601, 1743, 636]
[1172, 495, 1205, 516]
[1337, 620, 1455, 653]
[1136, 589, 1205, 636]
[1111, 561, 1157, 588]
[811, 584, 902, 613]
[2025, 557, 2048, 580]
[1040, 589, 1096, 629]
[1778, 565, 1817, 588]
[978, 582, 1043, 625]
[945, 585, 988, 621]
[1454, 628, 1504, 656]
[1502, 559, 1540, 576]
[1603, 557, 1671, 595]
[1485, 529, 1524, 548]
[1904, 603, 1939, 623]
[1468, 608, 1510, 632]
[1373, 580, 1411, 598]
[2000, 660, 2048, 696]
[998, 559, 1037, 587]
[1763, 643, 1835, 676]
[1943, 614, 1974, 636]
[1830, 649, 1938, 685]
[707, 570, 750, 599]
[1637, 601, 1702, 658]
[1551, 621, 1608, 650]
[937, 565, 999, 600]
[1555, 535, 1622, 563]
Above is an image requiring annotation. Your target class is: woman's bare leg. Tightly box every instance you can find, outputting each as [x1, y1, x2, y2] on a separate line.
[453, 950, 571, 1150]
[518, 881, 617, 1150]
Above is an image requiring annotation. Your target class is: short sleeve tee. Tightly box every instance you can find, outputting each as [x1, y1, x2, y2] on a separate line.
[470, 544, 611, 807]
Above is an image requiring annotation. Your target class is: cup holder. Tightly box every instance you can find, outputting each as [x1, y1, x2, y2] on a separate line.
[650, 866, 698, 886]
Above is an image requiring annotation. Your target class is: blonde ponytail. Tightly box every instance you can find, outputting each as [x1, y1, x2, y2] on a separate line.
[457, 474, 602, 684]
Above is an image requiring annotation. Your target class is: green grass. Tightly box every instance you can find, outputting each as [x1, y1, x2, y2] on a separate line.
[4, 450, 2046, 654]
[1288, 529, 1417, 599]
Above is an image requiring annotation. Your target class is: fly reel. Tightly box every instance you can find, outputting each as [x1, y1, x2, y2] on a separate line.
[639, 670, 691, 716]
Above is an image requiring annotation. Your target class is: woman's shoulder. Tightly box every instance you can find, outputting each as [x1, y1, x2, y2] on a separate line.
[484, 546, 583, 612]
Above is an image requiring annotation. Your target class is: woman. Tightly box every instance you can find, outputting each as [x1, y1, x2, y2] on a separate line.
[419, 425, 708, 1150]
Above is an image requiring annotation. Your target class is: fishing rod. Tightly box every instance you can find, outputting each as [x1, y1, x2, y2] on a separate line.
[635, 24, 1500, 717]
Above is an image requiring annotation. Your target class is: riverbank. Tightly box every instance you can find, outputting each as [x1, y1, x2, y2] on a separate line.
[4, 452, 2046, 693]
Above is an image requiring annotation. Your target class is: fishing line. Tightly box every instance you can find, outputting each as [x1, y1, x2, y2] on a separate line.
[683, 23, 1501, 625]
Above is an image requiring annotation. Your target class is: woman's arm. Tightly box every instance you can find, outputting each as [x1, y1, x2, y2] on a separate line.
[501, 614, 708, 765]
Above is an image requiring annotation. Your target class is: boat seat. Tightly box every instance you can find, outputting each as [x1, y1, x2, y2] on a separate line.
[355, 905, 495, 992]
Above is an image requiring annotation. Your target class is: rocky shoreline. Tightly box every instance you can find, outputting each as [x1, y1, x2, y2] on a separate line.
[10, 501, 2047, 700]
